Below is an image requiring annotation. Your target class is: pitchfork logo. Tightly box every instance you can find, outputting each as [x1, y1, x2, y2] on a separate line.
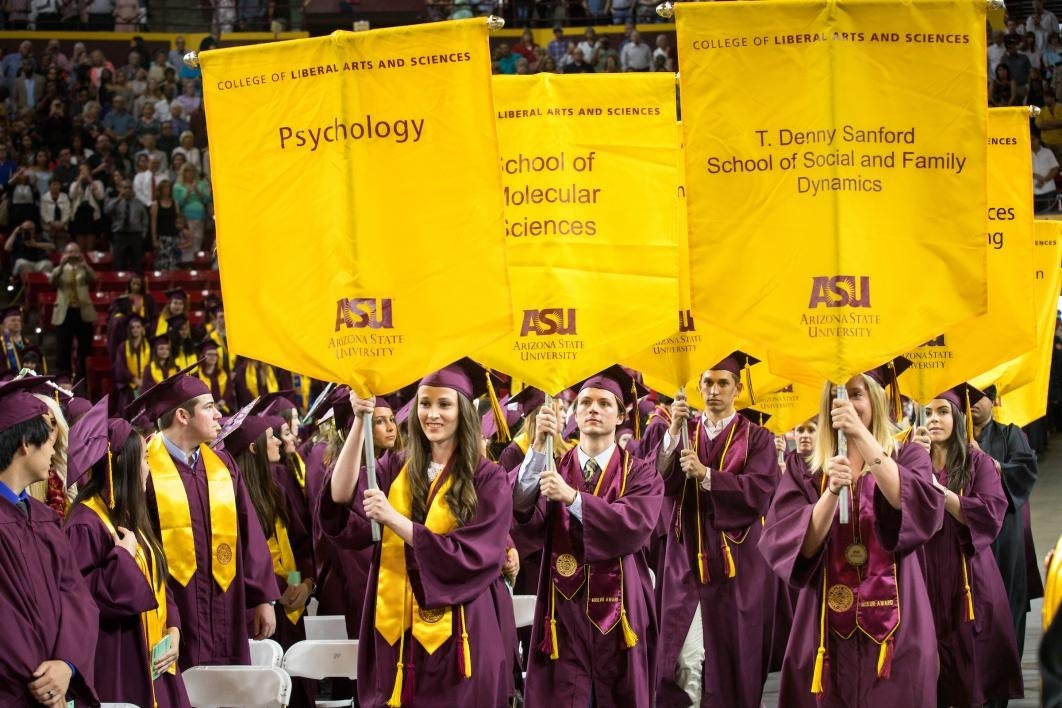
[807, 276, 872, 309]
[519, 308, 577, 336]
[678, 309, 696, 333]
[334, 298, 394, 331]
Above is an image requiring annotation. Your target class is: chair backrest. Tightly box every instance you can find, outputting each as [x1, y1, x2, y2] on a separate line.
[304, 614, 349, 640]
[182, 666, 291, 708]
[513, 594, 537, 628]
[281, 640, 358, 681]
[101, 704, 141, 708]
[248, 638, 284, 667]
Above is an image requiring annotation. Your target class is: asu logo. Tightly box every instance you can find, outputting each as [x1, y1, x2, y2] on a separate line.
[334, 298, 394, 332]
[922, 334, 946, 347]
[678, 309, 696, 333]
[807, 276, 872, 309]
[520, 308, 577, 336]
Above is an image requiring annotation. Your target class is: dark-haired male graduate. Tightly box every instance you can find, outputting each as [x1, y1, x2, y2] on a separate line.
[0, 376, 99, 705]
[654, 352, 779, 708]
[513, 366, 662, 707]
[130, 364, 278, 669]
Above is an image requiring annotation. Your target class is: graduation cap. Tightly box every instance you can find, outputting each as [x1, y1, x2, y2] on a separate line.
[862, 356, 912, 422]
[481, 394, 524, 440]
[250, 390, 298, 417]
[420, 358, 509, 441]
[125, 360, 209, 422]
[19, 345, 42, 366]
[197, 338, 220, 357]
[394, 396, 415, 427]
[66, 397, 135, 506]
[166, 314, 189, 333]
[738, 408, 772, 427]
[510, 386, 546, 417]
[165, 288, 188, 302]
[931, 383, 985, 443]
[704, 350, 760, 404]
[0, 376, 52, 431]
[576, 364, 647, 410]
[151, 332, 173, 348]
[1, 305, 21, 321]
[373, 393, 404, 413]
[214, 411, 284, 456]
[63, 396, 93, 422]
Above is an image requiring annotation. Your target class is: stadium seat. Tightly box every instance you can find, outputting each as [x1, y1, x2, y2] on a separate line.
[181, 666, 291, 708]
[281, 639, 358, 707]
[304, 615, 348, 641]
[513, 595, 537, 628]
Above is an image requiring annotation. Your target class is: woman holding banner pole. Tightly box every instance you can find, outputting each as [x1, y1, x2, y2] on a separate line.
[759, 366, 944, 707]
[319, 359, 514, 707]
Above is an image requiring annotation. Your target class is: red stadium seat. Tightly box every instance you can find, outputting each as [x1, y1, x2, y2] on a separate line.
[22, 271, 50, 312]
[95, 271, 133, 293]
[85, 251, 113, 270]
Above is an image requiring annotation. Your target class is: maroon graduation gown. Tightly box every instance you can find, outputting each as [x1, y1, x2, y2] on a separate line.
[0, 496, 99, 705]
[655, 414, 778, 708]
[64, 504, 191, 707]
[112, 338, 149, 416]
[145, 446, 278, 669]
[516, 447, 662, 708]
[921, 448, 1022, 705]
[758, 444, 944, 707]
[318, 454, 514, 708]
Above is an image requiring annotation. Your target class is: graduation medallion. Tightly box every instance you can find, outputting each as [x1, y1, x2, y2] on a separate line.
[556, 553, 578, 578]
[844, 543, 868, 567]
[827, 584, 855, 613]
[215, 543, 233, 565]
[418, 607, 446, 623]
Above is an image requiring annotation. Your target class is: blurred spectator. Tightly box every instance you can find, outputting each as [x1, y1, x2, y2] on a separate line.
[175, 79, 201, 115]
[85, 0, 116, 30]
[168, 37, 187, 71]
[214, 0, 237, 34]
[548, 26, 568, 66]
[132, 153, 158, 207]
[563, 48, 594, 73]
[87, 49, 114, 88]
[49, 241, 96, 376]
[6, 2, 32, 30]
[238, 0, 267, 30]
[1023, 31, 1041, 71]
[102, 94, 134, 146]
[515, 56, 530, 75]
[2, 41, 35, 91]
[44, 40, 69, 73]
[653, 34, 673, 69]
[104, 178, 147, 271]
[635, 0, 657, 23]
[12, 62, 44, 111]
[1046, 33, 1062, 86]
[172, 165, 209, 256]
[52, 148, 78, 191]
[118, 50, 140, 81]
[167, 101, 190, 135]
[620, 30, 652, 72]
[601, 54, 620, 73]
[150, 178, 180, 271]
[113, 0, 142, 31]
[5, 220, 55, 277]
[172, 130, 201, 171]
[513, 29, 538, 65]
[577, 28, 598, 65]
[990, 63, 1017, 106]
[40, 100, 71, 157]
[39, 177, 71, 247]
[68, 163, 104, 253]
[607, 0, 633, 25]
[8, 167, 39, 226]
[1025, 0, 1059, 52]
[1002, 36, 1032, 103]
[538, 55, 559, 74]
[593, 37, 618, 71]
[1033, 127, 1059, 213]
[29, 150, 52, 196]
[0, 145, 18, 187]
[495, 44, 518, 75]
[1030, 67, 1050, 107]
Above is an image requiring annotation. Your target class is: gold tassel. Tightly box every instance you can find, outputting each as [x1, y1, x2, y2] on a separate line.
[697, 551, 707, 584]
[387, 661, 404, 707]
[632, 380, 641, 440]
[459, 605, 472, 678]
[964, 388, 974, 443]
[620, 607, 639, 648]
[105, 447, 115, 509]
[961, 555, 976, 621]
[888, 361, 902, 422]
[549, 583, 559, 660]
[744, 358, 755, 405]
[722, 536, 736, 578]
[811, 646, 826, 694]
[485, 372, 510, 442]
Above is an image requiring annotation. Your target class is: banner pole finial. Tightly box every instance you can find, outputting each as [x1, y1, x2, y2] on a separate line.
[656, 2, 674, 20]
[183, 51, 199, 69]
[487, 15, 506, 31]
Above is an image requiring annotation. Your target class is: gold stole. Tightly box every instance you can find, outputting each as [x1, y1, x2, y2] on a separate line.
[125, 338, 149, 387]
[376, 464, 471, 706]
[174, 349, 196, 371]
[148, 360, 175, 385]
[267, 519, 303, 625]
[81, 496, 175, 688]
[292, 452, 307, 491]
[198, 368, 227, 400]
[244, 362, 279, 399]
[147, 435, 239, 591]
[154, 316, 169, 338]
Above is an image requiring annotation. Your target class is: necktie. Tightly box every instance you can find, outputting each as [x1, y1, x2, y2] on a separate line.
[15, 498, 28, 518]
[583, 458, 601, 488]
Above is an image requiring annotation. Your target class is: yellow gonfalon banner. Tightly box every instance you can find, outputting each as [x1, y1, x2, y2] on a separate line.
[900, 107, 1037, 402]
[677, 0, 988, 386]
[974, 221, 1062, 426]
[476, 74, 680, 394]
[201, 20, 511, 396]
[753, 381, 824, 436]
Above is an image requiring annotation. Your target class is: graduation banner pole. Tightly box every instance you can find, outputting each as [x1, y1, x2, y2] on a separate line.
[544, 395, 556, 471]
[362, 409, 381, 542]
[835, 384, 849, 524]
[678, 387, 690, 450]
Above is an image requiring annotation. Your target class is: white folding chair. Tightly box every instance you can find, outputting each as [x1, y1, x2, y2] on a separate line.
[182, 666, 291, 708]
[101, 704, 141, 707]
[512, 594, 537, 628]
[282, 640, 359, 708]
[249, 638, 284, 667]
[303, 614, 349, 640]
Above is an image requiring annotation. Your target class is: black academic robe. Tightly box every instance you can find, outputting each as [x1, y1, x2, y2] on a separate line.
[979, 420, 1039, 656]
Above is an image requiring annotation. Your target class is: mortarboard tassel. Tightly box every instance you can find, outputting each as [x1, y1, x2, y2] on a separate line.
[458, 605, 472, 678]
[888, 362, 903, 423]
[811, 476, 829, 695]
[722, 535, 737, 578]
[876, 637, 894, 679]
[387, 660, 404, 707]
[105, 447, 115, 509]
[485, 372, 510, 443]
[964, 388, 975, 444]
[744, 357, 755, 405]
[621, 606, 639, 649]
[961, 553, 976, 622]
[538, 583, 560, 660]
[632, 381, 641, 440]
